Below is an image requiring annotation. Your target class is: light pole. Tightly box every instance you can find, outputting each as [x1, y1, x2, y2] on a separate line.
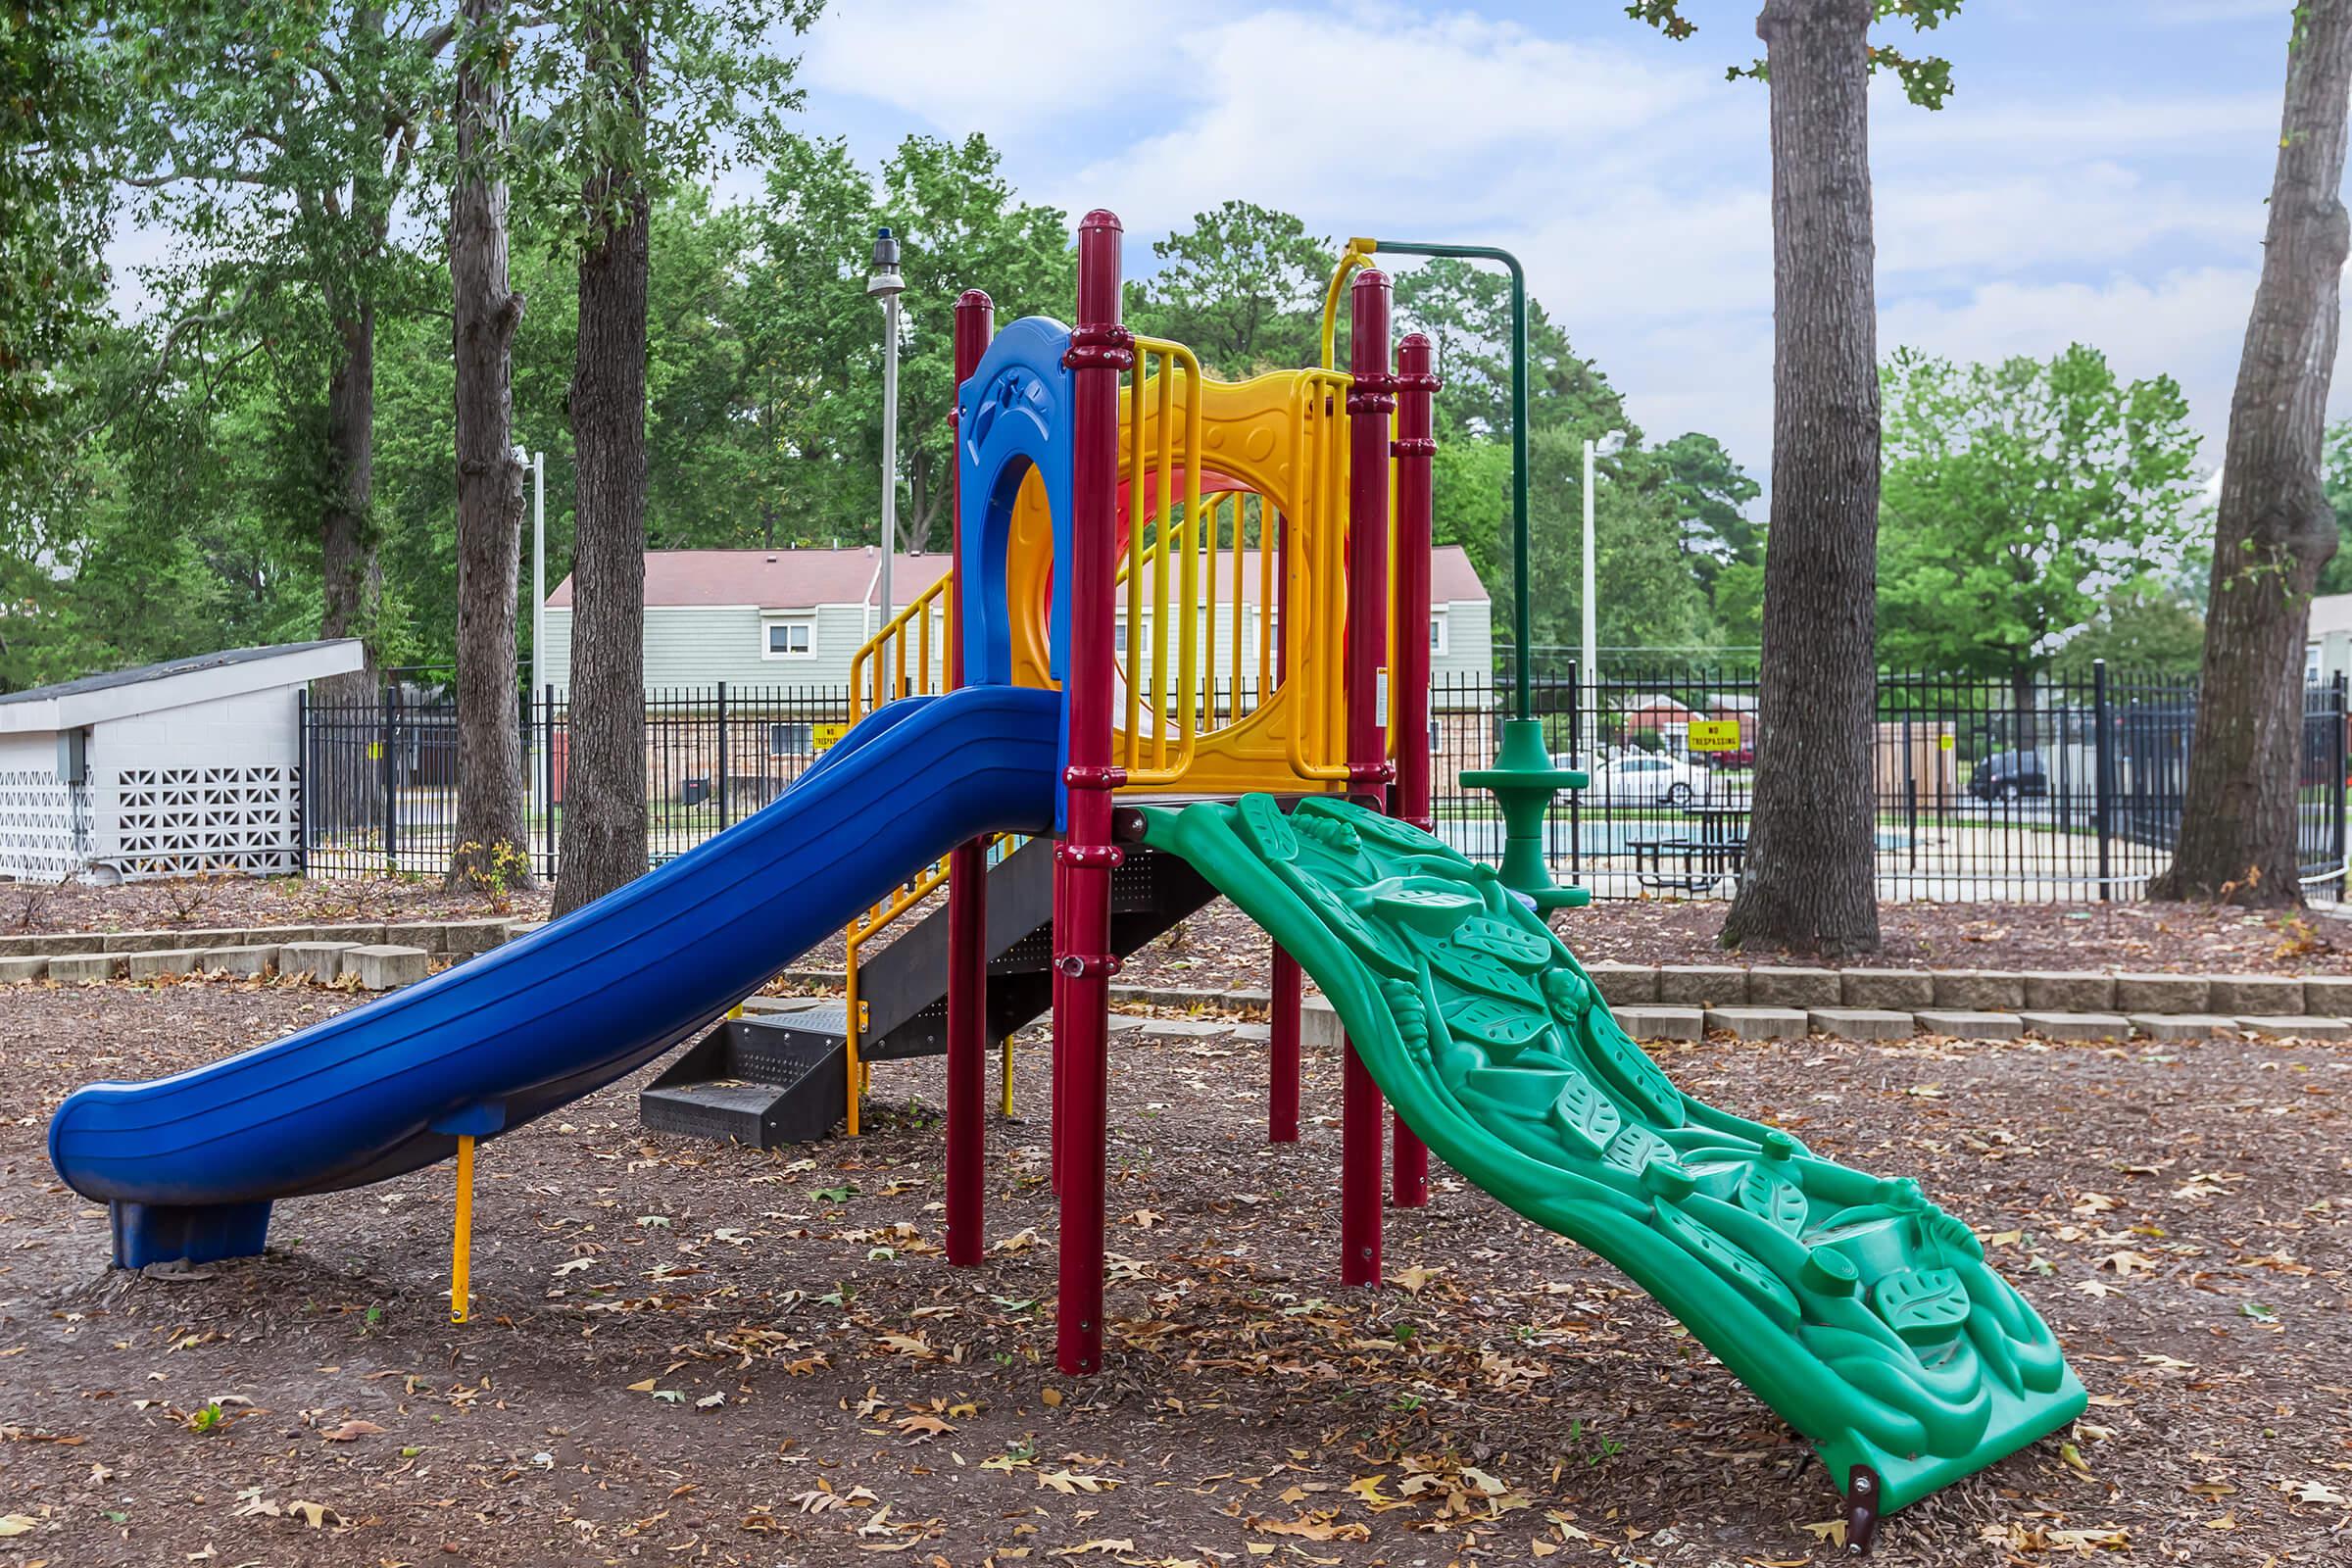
[527, 448, 545, 702]
[520, 445, 545, 831]
[868, 226, 906, 696]
[1582, 430, 1623, 758]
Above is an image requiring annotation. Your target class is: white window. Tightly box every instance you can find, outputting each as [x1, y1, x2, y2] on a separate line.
[1430, 609, 1449, 656]
[769, 722, 813, 757]
[762, 615, 814, 660]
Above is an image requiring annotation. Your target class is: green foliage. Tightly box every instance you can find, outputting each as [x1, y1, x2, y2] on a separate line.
[512, 0, 822, 255]
[1654, 431, 1764, 642]
[2050, 591, 2207, 678]
[1878, 344, 2202, 680]
[0, 3, 114, 492]
[2312, 417, 2352, 596]
[745, 133, 1072, 555]
[1627, 0, 1968, 110]
[1395, 259, 1738, 662]
[1131, 202, 1334, 377]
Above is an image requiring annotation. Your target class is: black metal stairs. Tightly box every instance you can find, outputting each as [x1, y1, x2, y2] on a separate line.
[639, 836, 1216, 1147]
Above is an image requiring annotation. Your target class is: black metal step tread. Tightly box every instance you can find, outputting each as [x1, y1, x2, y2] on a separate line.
[748, 1002, 848, 1036]
[642, 1079, 789, 1111]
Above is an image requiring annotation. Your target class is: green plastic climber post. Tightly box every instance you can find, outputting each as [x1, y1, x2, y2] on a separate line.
[1459, 718, 1592, 911]
[1139, 793, 2087, 1520]
[1352, 239, 1584, 909]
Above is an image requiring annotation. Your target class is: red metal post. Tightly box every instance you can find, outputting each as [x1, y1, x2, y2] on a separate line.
[1268, 512, 1301, 1143]
[1341, 269, 1396, 1287]
[1050, 855, 1065, 1193]
[945, 289, 996, 1267]
[1388, 330, 1440, 1210]
[1054, 210, 1130, 1376]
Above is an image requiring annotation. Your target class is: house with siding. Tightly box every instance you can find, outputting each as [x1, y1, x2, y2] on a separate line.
[540, 545, 1494, 694]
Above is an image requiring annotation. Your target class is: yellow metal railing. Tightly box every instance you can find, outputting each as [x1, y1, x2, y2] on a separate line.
[841, 564, 973, 1136]
[1115, 337, 1205, 787]
[842, 832, 1023, 1134]
[1112, 343, 1350, 787]
[1285, 368, 1353, 781]
[849, 572, 955, 725]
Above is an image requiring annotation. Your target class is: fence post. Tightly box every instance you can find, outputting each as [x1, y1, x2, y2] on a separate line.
[2093, 660, 2113, 903]
[2335, 671, 2348, 891]
[1566, 659, 1582, 883]
[296, 690, 310, 877]
[381, 682, 399, 872]
[716, 680, 730, 833]
[543, 684, 558, 880]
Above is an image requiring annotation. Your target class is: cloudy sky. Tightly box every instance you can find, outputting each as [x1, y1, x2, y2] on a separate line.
[782, 0, 2317, 485]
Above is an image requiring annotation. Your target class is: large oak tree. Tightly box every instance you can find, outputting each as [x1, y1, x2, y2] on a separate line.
[1635, 0, 1964, 957]
[2154, 2, 2352, 906]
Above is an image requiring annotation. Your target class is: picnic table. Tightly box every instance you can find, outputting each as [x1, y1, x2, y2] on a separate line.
[1628, 804, 1750, 893]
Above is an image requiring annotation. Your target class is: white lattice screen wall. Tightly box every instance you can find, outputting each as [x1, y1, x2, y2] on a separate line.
[0, 772, 88, 882]
[110, 765, 299, 878]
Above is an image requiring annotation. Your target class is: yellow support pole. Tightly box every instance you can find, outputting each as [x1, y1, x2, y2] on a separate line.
[451, 1134, 474, 1324]
[1000, 1036, 1015, 1118]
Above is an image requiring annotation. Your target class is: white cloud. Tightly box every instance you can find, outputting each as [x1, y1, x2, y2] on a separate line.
[802, 0, 1184, 133]
[1042, 10, 1730, 243]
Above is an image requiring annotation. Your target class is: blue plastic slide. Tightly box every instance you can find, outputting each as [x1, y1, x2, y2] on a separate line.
[49, 685, 1063, 1268]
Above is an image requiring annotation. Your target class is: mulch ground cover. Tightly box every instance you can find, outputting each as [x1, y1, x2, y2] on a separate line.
[0, 876, 550, 940]
[10, 871, 2345, 987]
[1094, 899, 2352, 996]
[2, 975, 2347, 1565]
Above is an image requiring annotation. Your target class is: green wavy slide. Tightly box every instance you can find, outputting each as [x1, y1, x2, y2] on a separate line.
[1140, 795, 2086, 1517]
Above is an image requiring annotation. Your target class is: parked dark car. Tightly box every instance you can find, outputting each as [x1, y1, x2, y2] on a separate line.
[1968, 749, 2048, 802]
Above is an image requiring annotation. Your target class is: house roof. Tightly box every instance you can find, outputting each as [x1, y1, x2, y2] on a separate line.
[1618, 693, 1698, 714]
[0, 639, 366, 734]
[546, 547, 953, 611]
[548, 546, 1490, 611]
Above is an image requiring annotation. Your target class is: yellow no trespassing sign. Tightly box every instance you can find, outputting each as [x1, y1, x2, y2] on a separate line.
[1686, 719, 1742, 753]
[811, 723, 848, 753]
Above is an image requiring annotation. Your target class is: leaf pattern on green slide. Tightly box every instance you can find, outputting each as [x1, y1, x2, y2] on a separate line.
[1139, 794, 2088, 1514]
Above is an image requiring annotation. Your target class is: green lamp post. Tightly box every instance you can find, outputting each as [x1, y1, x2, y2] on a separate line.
[1323, 238, 1589, 909]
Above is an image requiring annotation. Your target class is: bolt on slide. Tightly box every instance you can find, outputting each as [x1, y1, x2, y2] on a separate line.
[1140, 792, 2087, 1519]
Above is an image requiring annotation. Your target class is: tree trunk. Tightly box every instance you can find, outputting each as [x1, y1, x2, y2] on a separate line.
[2152, 4, 2352, 906]
[1719, 0, 1882, 958]
[309, 304, 384, 840]
[447, 0, 533, 892]
[2010, 666, 2037, 755]
[318, 303, 381, 710]
[553, 2, 650, 916]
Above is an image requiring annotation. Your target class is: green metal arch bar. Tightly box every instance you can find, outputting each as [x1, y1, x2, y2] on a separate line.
[1320, 237, 1533, 718]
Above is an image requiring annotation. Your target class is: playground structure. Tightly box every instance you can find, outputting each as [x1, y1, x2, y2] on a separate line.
[46, 213, 2084, 1541]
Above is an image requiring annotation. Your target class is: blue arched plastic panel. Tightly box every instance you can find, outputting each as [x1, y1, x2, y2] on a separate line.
[957, 316, 1075, 691]
[50, 685, 1065, 1267]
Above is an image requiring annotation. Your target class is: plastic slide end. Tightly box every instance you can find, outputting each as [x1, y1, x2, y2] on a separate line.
[112, 1199, 273, 1270]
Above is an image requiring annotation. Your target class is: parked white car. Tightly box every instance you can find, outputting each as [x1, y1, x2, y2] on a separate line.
[1572, 751, 1716, 808]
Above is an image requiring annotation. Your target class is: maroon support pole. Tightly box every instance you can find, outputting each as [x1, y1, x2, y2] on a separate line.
[1268, 947, 1301, 1142]
[1054, 210, 1131, 1376]
[1341, 269, 1396, 1287]
[1388, 331, 1441, 1210]
[945, 290, 996, 1267]
[1268, 512, 1301, 1143]
[1050, 856, 1066, 1194]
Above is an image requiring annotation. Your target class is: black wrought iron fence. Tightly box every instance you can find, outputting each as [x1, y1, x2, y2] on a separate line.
[300, 683, 854, 879]
[1428, 662, 2348, 903]
[300, 665, 2349, 903]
